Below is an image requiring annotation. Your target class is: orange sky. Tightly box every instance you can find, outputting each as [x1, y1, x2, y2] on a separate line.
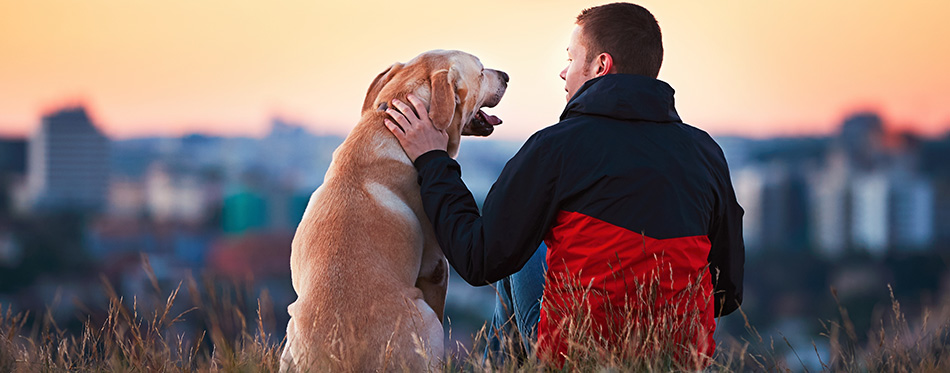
[1, 0, 949, 140]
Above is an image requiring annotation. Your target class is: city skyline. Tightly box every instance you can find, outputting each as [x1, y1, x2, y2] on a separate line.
[2, 1, 950, 140]
[3, 105, 946, 265]
[2, 99, 949, 370]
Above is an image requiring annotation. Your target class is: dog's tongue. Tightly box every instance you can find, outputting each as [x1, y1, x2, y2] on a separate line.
[478, 110, 502, 126]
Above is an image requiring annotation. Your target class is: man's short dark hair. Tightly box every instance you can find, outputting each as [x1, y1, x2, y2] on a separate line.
[576, 2, 663, 78]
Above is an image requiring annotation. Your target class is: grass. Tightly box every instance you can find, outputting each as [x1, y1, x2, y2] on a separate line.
[3, 257, 950, 372]
[0, 255, 283, 372]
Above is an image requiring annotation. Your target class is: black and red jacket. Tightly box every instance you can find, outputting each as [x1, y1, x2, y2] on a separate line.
[414, 74, 744, 360]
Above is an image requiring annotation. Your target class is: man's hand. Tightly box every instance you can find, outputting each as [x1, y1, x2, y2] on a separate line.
[383, 94, 449, 162]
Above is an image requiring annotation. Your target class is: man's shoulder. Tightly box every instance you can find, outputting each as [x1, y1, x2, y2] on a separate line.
[679, 122, 727, 155]
[537, 115, 605, 138]
[525, 118, 585, 144]
[532, 114, 725, 157]
[679, 121, 714, 140]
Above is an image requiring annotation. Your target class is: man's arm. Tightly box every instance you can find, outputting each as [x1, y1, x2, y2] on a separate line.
[413, 136, 559, 285]
[385, 96, 560, 285]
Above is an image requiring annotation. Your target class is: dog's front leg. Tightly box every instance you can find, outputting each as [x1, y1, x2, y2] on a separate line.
[415, 240, 448, 323]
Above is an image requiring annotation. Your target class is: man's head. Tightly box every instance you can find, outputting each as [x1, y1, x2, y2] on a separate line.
[559, 2, 663, 101]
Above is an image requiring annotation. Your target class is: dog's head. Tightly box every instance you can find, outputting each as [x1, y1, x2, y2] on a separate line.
[362, 50, 508, 157]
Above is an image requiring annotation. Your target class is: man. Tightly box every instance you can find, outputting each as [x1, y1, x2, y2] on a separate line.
[383, 2, 744, 367]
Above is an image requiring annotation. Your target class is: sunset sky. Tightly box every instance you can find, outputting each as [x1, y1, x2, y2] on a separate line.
[1, 0, 949, 140]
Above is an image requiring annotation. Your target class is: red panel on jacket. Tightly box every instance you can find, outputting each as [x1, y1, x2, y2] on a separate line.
[538, 210, 716, 365]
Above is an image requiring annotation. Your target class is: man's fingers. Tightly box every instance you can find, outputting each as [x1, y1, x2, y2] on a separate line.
[391, 99, 418, 121]
[386, 108, 411, 130]
[406, 94, 428, 120]
[383, 119, 402, 133]
[382, 96, 449, 161]
[383, 119, 407, 141]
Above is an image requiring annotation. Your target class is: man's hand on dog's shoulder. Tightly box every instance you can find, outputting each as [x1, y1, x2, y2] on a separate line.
[384, 94, 449, 162]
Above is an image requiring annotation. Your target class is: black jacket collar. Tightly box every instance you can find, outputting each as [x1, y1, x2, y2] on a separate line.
[559, 74, 681, 123]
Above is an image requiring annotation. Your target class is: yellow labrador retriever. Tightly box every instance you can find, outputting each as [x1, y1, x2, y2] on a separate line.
[281, 50, 507, 372]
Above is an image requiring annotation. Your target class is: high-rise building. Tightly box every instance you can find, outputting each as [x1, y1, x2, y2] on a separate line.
[849, 170, 936, 255]
[0, 139, 27, 175]
[810, 151, 852, 258]
[0, 138, 28, 215]
[733, 167, 764, 252]
[838, 112, 886, 170]
[736, 163, 811, 253]
[889, 172, 934, 250]
[851, 172, 890, 256]
[27, 107, 110, 212]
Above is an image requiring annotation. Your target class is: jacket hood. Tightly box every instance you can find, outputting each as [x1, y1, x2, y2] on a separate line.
[559, 74, 681, 123]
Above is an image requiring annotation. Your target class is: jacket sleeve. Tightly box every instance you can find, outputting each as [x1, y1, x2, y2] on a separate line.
[413, 133, 560, 286]
[707, 156, 745, 317]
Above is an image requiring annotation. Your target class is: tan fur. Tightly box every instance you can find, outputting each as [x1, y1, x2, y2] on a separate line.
[280, 50, 507, 372]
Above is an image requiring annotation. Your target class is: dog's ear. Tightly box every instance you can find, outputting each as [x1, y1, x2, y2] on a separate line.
[362, 63, 404, 114]
[428, 69, 456, 130]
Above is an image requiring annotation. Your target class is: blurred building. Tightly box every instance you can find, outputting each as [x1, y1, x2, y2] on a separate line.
[849, 169, 934, 255]
[724, 111, 944, 258]
[851, 172, 890, 255]
[26, 107, 110, 212]
[919, 138, 950, 250]
[734, 162, 810, 253]
[805, 113, 888, 257]
[888, 171, 934, 250]
[107, 178, 147, 218]
[221, 186, 268, 234]
[809, 151, 852, 258]
[733, 167, 764, 252]
[0, 138, 27, 215]
[260, 118, 322, 189]
[0, 139, 27, 174]
[145, 163, 216, 224]
[838, 112, 886, 170]
[934, 180, 950, 250]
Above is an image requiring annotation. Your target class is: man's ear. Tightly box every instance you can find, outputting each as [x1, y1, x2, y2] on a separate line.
[593, 53, 615, 77]
[361, 62, 404, 114]
[428, 69, 456, 130]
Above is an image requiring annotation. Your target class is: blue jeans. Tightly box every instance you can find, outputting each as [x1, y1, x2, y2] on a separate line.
[484, 243, 547, 362]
